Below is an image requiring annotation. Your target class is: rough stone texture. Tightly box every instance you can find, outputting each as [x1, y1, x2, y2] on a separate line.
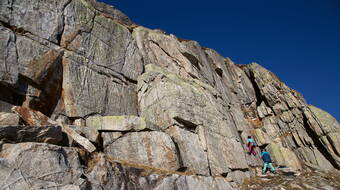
[267, 143, 302, 170]
[0, 0, 143, 119]
[0, 112, 20, 126]
[61, 51, 139, 118]
[0, 100, 14, 113]
[0, 25, 18, 86]
[105, 131, 180, 171]
[174, 175, 234, 190]
[86, 153, 234, 190]
[137, 64, 250, 178]
[62, 124, 96, 153]
[58, 0, 143, 118]
[1, 0, 340, 188]
[83, 0, 135, 27]
[308, 105, 339, 133]
[0, 0, 70, 43]
[86, 115, 159, 132]
[12, 106, 54, 126]
[0, 125, 62, 145]
[166, 125, 209, 175]
[0, 143, 83, 189]
[137, 64, 236, 138]
[101, 132, 123, 149]
[243, 63, 340, 170]
[205, 130, 248, 175]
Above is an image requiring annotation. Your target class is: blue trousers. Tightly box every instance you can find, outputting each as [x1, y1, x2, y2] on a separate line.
[262, 162, 275, 173]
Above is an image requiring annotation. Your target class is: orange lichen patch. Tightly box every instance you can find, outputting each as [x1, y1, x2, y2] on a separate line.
[247, 118, 263, 128]
[24, 50, 63, 84]
[12, 106, 52, 126]
[241, 106, 258, 121]
[278, 131, 293, 139]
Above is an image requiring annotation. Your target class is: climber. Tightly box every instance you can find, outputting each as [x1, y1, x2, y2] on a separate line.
[247, 136, 257, 156]
[261, 148, 276, 175]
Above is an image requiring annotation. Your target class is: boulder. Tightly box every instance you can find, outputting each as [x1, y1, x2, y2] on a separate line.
[268, 143, 302, 171]
[165, 125, 209, 175]
[12, 106, 54, 126]
[105, 131, 180, 171]
[86, 115, 158, 132]
[0, 143, 83, 189]
[205, 130, 248, 175]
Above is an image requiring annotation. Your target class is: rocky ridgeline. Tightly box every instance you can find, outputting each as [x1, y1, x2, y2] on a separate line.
[0, 0, 339, 189]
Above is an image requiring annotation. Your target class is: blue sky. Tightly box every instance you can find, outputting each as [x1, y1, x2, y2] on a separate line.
[99, 0, 340, 121]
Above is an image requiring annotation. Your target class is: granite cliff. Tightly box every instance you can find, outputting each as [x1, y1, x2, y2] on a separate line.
[0, 0, 339, 189]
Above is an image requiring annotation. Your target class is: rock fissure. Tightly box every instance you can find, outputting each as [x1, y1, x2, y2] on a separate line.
[0, 0, 339, 189]
[302, 113, 340, 169]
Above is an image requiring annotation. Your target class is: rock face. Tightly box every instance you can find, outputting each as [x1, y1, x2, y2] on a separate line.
[0, 143, 84, 189]
[0, 0, 339, 189]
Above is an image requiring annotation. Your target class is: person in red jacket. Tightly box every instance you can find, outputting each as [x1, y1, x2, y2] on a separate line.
[247, 136, 256, 156]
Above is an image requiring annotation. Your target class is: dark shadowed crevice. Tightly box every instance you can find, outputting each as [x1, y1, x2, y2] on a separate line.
[0, 82, 25, 110]
[181, 52, 200, 71]
[246, 71, 264, 107]
[230, 168, 249, 172]
[215, 68, 223, 77]
[96, 132, 104, 152]
[302, 113, 340, 169]
[173, 116, 198, 132]
[171, 139, 185, 172]
[32, 57, 63, 116]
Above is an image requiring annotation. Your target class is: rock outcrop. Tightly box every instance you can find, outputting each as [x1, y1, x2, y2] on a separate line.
[0, 0, 339, 189]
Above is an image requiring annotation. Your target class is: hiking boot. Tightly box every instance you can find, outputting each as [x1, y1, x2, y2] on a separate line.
[271, 170, 276, 174]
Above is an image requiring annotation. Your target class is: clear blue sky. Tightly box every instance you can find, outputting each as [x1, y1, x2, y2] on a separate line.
[99, 0, 340, 121]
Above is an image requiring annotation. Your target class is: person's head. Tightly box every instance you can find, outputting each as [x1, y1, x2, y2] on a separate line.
[248, 136, 251, 139]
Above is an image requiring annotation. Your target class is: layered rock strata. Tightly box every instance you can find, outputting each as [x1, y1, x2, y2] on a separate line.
[0, 0, 339, 189]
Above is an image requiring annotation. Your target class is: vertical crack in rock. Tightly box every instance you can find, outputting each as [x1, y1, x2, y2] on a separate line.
[172, 138, 186, 172]
[302, 112, 340, 169]
[244, 69, 265, 107]
[57, 0, 73, 46]
[1, 0, 340, 188]
[181, 52, 200, 71]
